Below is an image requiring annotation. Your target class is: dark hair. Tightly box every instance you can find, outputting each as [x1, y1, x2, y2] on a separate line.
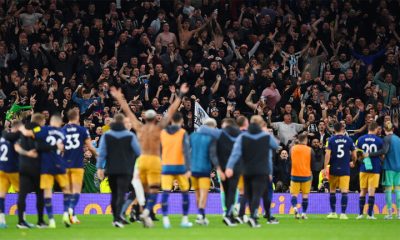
[172, 112, 183, 123]
[333, 122, 343, 132]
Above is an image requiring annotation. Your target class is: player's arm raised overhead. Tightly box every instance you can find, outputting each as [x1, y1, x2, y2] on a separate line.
[110, 87, 142, 131]
[159, 83, 189, 128]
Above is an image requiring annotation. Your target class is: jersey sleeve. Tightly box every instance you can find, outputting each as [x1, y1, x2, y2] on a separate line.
[349, 138, 355, 151]
[33, 126, 46, 140]
[326, 137, 331, 150]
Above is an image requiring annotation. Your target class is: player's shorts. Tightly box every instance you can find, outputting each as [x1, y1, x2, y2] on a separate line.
[161, 174, 190, 191]
[237, 175, 244, 191]
[40, 174, 68, 189]
[329, 175, 350, 191]
[67, 168, 84, 187]
[382, 170, 400, 187]
[290, 180, 311, 195]
[0, 171, 19, 193]
[137, 155, 161, 187]
[360, 172, 380, 189]
[191, 177, 210, 190]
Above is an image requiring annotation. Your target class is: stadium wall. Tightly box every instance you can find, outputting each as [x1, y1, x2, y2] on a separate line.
[4, 193, 397, 215]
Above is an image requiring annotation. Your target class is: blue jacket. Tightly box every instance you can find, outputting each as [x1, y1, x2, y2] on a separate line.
[97, 123, 141, 175]
[370, 134, 400, 172]
[190, 127, 218, 177]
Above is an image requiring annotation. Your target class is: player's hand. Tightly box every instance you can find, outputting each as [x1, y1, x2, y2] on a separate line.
[26, 149, 38, 158]
[185, 171, 191, 178]
[97, 169, 105, 180]
[217, 168, 226, 181]
[363, 153, 369, 158]
[349, 162, 355, 168]
[110, 86, 124, 101]
[225, 168, 233, 178]
[179, 83, 189, 95]
[269, 175, 273, 182]
[57, 141, 64, 151]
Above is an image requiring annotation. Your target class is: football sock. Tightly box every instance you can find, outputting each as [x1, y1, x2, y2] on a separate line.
[161, 192, 169, 216]
[395, 190, 400, 211]
[0, 198, 4, 213]
[220, 191, 226, 214]
[73, 193, 80, 211]
[341, 193, 348, 214]
[302, 198, 309, 213]
[145, 193, 157, 212]
[120, 199, 133, 219]
[329, 193, 336, 213]
[182, 192, 189, 216]
[359, 196, 366, 215]
[238, 194, 246, 217]
[368, 196, 375, 216]
[290, 196, 297, 208]
[385, 190, 393, 215]
[199, 208, 205, 218]
[45, 198, 54, 219]
[63, 194, 71, 212]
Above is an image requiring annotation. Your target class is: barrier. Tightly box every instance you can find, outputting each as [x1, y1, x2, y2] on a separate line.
[4, 193, 396, 215]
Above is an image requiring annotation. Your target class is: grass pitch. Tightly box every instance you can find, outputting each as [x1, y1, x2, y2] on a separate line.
[0, 214, 398, 240]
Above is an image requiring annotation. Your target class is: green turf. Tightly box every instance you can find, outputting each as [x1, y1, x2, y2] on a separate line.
[0, 214, 398, 240]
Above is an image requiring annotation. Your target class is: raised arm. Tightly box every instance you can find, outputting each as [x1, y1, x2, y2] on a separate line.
[110, 87, 142, 131]
[159, 83, 189, 128]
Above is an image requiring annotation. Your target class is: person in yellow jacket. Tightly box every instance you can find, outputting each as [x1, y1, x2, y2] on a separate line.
[100, 177, 111, 193]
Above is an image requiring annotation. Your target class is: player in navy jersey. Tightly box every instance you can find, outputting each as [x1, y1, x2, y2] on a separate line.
[355, 121, 383, 220]
[23, 115, 70, 228]
[0, 121, 23, 228]
[324, 122, 357, 220]
[62, 109, 98, 224]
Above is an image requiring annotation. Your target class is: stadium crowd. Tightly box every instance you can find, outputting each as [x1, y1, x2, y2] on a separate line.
[0, 0, 400, 195]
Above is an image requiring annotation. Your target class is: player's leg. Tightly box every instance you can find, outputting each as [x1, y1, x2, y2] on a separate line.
[224, 174, 239, 225]
[69, 169, 84, 223]
[177, 175, 192, 227]
[290, 181, 300, 219]
[33, 174, 45, 227]
[301, 181, 311, 219]
[41, 174, 56, 228]
[55, 174, 72, 227]
[160, 175, 172, 228]
[383, 170, 394, 219]
[366, 174, 379, 219]
[237, 176, 246, 220]
[115, 175, 131, 226]
[197, 177, 211, 225]
[358, 172, 368, 219]
[339, 176, 350, 219]
[394, 171, 400, 219]
[327, 175, 338, 218]
[140, 156, 161, 228]
[247, 175, 266, 228]
[0, 172, 10, 228]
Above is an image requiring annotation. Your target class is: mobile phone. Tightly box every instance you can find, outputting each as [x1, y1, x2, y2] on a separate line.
[143, 79, 149, 84]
